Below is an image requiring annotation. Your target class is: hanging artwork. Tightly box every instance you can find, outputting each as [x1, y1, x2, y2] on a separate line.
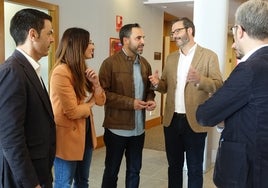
[109, 38, 122, 56]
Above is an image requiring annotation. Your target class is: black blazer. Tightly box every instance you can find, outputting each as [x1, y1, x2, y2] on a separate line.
[0, 50, 56, 188]
[197, 46, 268, 188]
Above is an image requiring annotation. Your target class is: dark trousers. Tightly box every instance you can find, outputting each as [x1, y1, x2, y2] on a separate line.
[164, 113, 207, 188]
[101, 128, 145, 188]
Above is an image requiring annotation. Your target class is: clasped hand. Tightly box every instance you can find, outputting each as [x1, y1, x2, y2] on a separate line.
[134, 99, 156, 111]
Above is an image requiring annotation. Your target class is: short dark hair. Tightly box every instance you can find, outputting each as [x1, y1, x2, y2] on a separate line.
[119, 23, 140, 45]
[172, 17, 195, 37]
[10, 8, 52, 46]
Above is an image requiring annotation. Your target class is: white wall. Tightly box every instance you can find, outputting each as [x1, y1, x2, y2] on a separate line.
[40, 0, 164, 136]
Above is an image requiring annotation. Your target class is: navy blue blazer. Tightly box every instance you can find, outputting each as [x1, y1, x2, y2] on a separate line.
[196, 46, 268, 188]
[0, 50, 56, 188]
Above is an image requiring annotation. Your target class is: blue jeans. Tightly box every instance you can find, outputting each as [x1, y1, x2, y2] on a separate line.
[53, 146, 93, 188]
[101, 129, 145, 188]
[164, 113, 207, 188]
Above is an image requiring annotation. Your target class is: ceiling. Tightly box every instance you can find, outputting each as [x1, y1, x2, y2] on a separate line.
[143, 0, 246, 26]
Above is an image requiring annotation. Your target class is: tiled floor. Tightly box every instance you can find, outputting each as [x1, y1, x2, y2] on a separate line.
[89, 147, 216, 188]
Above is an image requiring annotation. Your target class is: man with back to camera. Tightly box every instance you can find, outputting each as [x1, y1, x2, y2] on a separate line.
[99, 23, 156, 188]
[197, 0, 268, 187]
[149, 17, 223, 188]
[0, 8, 56, 188]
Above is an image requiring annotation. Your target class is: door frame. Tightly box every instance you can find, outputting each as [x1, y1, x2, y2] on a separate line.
[0, 0, 59, 69]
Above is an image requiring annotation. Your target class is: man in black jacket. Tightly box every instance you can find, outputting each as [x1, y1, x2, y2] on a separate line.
[0, 8, 56, 188]
[197, 0, 268, 187]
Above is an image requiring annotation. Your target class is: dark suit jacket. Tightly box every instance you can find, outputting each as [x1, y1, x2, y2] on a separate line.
[0, 50, 56, 188]
[197, 46, 268, 188]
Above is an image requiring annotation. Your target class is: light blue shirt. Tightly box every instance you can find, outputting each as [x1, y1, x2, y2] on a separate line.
[110, 55, 145, 137]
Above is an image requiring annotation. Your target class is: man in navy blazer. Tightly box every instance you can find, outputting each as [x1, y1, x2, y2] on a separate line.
[0, 9, 56, 188]
[196, 1, 268, 187]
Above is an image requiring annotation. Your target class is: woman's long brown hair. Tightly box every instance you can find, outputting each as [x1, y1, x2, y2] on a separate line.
[53, 27, 92, 100]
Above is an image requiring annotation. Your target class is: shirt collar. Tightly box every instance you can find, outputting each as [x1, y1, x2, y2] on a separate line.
[16, 48, 41, 77]
[240, 44, 268, 62]
[122, 48, 140, 62]
[179, 43, 197, 56]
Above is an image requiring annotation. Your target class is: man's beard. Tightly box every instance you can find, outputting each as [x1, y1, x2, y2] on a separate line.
[175, 35, 189, 48]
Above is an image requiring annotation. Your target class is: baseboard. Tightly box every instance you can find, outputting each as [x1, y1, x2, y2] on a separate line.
[95, 116, 162, 149]
[145, 116, 162, 129]
[96, 136, 105, 149]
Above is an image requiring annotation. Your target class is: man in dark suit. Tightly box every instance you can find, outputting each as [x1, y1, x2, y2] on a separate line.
[196, 0, 268, 187]
[0, 8, 56, 188]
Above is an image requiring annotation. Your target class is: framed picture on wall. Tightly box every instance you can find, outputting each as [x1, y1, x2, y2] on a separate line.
[109, 38, 122, 56]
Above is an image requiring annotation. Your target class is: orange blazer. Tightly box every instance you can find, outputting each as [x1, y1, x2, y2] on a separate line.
[50, 64, 105, 160]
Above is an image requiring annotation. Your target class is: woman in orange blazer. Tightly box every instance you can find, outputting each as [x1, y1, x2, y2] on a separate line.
[50, 27, 106, 188]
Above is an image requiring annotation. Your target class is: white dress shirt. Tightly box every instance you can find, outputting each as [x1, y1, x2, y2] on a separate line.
[175, 44, 197, 113]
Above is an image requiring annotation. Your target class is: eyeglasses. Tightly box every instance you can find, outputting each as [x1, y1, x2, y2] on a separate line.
[231, 25, 245, 35]
[170, 27, 187, 37]
[231, 25, 238, 35]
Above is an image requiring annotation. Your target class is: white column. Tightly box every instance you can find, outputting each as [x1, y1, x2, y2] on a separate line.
[193, 0, 229, 172]
[194, 0, 229, 74]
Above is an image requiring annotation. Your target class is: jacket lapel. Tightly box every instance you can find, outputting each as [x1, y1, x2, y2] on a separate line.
[14, 50, 54, 119]
[171, 52, 179, 83]
[191, 45, 202, 68]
